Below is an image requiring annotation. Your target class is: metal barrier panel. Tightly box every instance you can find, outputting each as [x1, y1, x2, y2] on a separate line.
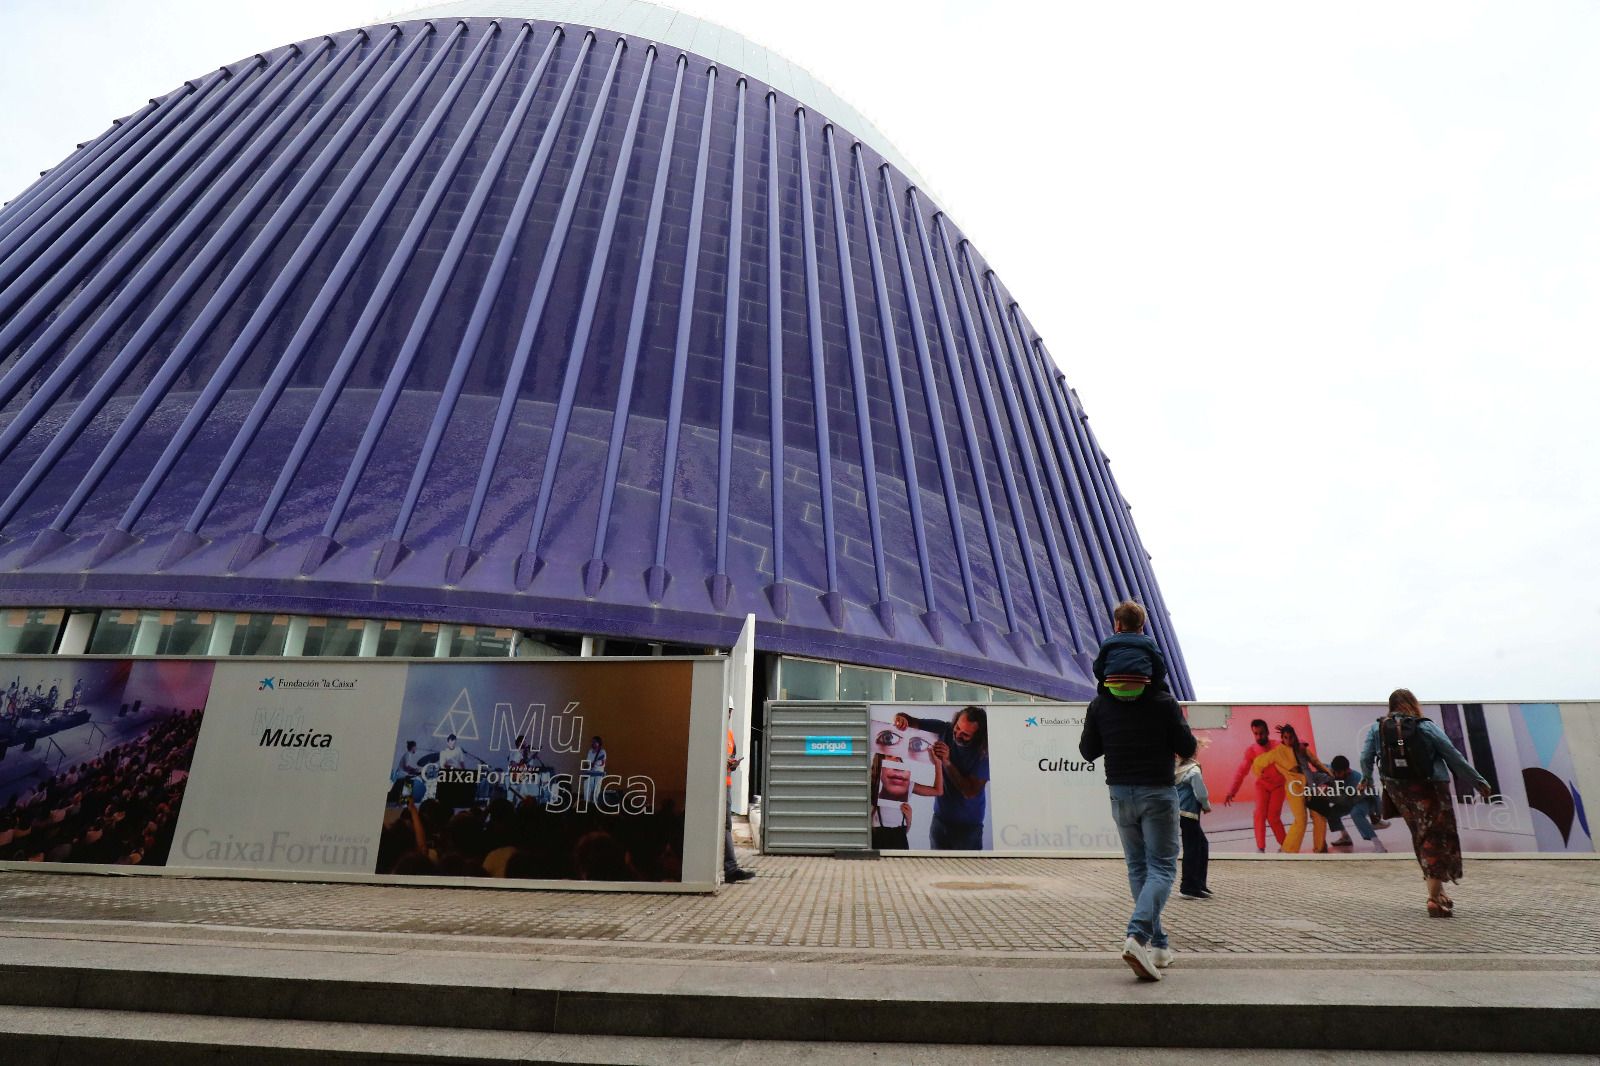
[857, 700, 1600, 858]
[0, 655, 729, 891]
[761, 701, 869, 853]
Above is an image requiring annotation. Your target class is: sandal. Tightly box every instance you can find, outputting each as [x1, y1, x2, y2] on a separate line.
[1427, 897, 1453, 918]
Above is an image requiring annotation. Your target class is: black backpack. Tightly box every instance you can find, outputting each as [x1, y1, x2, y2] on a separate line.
[1377, 714, 1435, 780]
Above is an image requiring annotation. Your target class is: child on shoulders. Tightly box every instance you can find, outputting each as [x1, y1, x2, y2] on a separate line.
[1093, 600, 1168, 700]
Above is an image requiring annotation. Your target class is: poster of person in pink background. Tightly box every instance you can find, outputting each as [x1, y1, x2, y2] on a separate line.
[1198, 703, 1592, 856]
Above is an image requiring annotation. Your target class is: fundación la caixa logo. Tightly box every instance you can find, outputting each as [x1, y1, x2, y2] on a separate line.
[257, 675, 357, 692]
[1025, 713, 1083, 728]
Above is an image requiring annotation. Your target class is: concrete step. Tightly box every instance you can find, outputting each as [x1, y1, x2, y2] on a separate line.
[3, 1006, 1598, 1066]
[1, 936, 1597, 1055]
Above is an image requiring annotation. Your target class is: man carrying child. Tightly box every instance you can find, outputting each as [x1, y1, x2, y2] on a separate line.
[1080, 600, 1195, 982]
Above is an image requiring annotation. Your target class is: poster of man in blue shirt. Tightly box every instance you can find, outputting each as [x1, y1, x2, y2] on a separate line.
[892, 706, 992, 850]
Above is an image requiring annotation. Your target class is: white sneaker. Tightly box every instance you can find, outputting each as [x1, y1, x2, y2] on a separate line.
[1122, 936, 1162, 981]
[1150, 946, 1175, 969]
[1371, 838, 1388, 853]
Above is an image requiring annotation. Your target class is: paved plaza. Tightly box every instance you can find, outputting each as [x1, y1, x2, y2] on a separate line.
[2, 851, 1596, 965]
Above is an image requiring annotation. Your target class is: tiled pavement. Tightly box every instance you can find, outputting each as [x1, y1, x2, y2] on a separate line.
[3, 852, 1597, 967]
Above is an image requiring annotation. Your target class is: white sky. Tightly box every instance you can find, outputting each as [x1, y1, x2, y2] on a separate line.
[2, 1, 1596, 701]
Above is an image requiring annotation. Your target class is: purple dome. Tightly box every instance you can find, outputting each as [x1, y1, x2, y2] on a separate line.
[0, 13, 1191, 699]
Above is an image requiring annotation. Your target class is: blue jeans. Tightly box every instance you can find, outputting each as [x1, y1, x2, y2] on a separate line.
[724, 795, 743, 876]
[1328, 800, 1377, 840]
[1109, 784, 1180, 948]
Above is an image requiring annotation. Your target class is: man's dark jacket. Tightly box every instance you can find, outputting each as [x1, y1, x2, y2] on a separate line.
[1078, 687, 1197, 786]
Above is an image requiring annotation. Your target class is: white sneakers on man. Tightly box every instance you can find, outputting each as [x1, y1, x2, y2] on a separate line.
[1121, 936, 1162, 981]
[1150, 945, 1174, 969]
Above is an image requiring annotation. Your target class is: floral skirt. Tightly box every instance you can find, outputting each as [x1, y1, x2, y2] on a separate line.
[1386, 779, 1464, 883]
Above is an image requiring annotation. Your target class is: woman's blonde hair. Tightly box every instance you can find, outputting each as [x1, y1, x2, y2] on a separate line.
[1388, 688, 1422, 717]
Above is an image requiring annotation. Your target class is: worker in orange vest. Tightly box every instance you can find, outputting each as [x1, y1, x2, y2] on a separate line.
[724, 706, 753, 883]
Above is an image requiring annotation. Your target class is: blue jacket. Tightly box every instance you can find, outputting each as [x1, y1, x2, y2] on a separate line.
[1360, 716, 1489, 789]
[1092, 632, 1168, 686]
[1176, 762, 1210, 817]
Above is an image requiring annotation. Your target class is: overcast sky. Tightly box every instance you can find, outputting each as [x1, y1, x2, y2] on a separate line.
[2, 1, 1596, 701]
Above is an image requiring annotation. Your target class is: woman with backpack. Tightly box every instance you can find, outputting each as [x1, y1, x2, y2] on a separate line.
[1360, 688, 1493, 917]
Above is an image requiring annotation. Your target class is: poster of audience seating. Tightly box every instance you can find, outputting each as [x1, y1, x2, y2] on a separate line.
[867, 701, 1596, 857]
[1, 656, 726, 890]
